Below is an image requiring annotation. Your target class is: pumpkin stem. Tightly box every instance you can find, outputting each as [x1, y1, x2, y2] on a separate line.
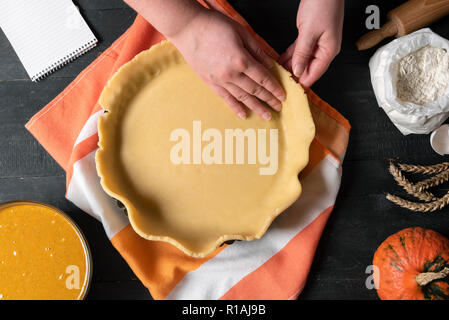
[415, 267, 449, 287]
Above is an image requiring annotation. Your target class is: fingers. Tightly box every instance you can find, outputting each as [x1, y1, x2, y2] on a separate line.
[278, 41, 295, 65]
[209, 55, 282, 120]
[298, 56, 331, 88]
[244, 60, 286, 102]
[280, 57, 293, 73]
[210, 84, 247, 119]
[232, 74, 282, 111]
[238, 29, 286, 104]
[278, 34, 341, 87]
[202, 27, 287, 121]
[292, 31, 319, 80]
[297, 41, 340, 87]
[225, 83, 272, 120]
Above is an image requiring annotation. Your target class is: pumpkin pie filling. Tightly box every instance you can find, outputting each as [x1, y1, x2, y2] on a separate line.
[96, 41, 315, 257]
[0, 201, 90, 300]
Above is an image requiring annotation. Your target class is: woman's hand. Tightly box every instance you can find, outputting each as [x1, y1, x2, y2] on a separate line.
[279, 0, 344, 88]
[169, 9, 285, 120]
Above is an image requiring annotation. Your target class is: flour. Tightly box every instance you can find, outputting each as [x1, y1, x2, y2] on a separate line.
[369, 29, 449, 135]
[396, 45, 449, 105]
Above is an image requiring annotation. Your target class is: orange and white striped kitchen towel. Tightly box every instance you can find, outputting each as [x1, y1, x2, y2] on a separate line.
[25, 0, 350, 300]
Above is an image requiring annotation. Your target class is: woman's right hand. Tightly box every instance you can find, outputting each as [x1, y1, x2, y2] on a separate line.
[168, 9, 285, 120]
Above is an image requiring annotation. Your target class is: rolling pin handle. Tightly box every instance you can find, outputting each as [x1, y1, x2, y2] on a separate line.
[356, 21, 398, 51]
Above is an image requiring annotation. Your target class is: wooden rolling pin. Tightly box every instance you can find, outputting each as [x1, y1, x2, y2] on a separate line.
[356, 0, 449, 50]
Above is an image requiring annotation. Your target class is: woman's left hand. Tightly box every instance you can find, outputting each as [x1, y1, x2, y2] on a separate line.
[278, 0, 344, 88]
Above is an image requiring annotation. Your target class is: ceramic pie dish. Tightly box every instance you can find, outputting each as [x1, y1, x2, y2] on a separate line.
[96, 41, 315, 257]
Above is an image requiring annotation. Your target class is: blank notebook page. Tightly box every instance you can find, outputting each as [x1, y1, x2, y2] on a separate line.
[0, 0, 98, 81]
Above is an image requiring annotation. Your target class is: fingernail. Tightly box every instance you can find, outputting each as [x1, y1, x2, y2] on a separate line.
[294, 65, 301, 78]
[238, 111, 246, 119]
[262, 112, 271, 121]
[273, 104, 282, 112]
[278, 94, 286, 101]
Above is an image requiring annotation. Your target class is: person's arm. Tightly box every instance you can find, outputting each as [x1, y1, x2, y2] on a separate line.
[279, 0, 344, 88]
[124, 0, 204, 38]
[124, 0, 285, 120]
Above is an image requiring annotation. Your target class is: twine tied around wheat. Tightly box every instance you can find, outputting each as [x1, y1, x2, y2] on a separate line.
[386, 161, 449, 212]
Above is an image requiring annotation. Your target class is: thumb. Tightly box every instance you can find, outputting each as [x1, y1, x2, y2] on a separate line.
[292, 32, 318, 79]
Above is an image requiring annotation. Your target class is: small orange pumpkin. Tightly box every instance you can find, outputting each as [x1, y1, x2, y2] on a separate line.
[373, 227, 449, 300]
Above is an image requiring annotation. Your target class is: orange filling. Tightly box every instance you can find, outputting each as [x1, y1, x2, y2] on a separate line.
[0, 202, 90, 300]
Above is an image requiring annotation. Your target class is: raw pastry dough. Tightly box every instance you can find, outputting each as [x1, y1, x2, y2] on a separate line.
[96, 41, 315, 257]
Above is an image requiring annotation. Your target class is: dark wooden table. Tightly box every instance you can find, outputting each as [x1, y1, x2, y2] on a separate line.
[1, 0, 449, 300]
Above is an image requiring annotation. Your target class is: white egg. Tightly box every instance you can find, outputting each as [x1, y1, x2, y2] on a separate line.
[430, 124, 449, 155]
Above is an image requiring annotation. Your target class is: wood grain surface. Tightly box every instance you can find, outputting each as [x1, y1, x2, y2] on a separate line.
[1, 0, 448, 300]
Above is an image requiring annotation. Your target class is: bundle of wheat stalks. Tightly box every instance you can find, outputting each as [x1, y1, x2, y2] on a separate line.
[386, 161, 449, 212]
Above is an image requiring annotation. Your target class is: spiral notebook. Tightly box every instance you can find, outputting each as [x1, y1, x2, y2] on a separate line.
[0, 0, 98, 81]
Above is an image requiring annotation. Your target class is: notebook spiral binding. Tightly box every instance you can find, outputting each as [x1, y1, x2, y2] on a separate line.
[31, 38, 98, 82]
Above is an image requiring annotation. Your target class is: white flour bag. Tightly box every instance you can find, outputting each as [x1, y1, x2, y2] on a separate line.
[369, 28, 449, 135]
